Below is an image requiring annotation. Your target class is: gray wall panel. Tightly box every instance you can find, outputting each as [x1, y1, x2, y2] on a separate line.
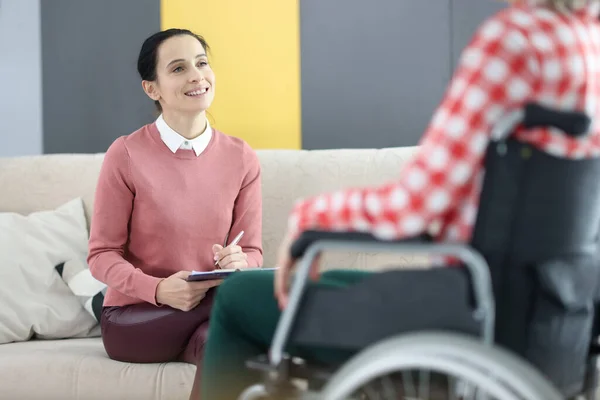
[300, 0, 452, 149]
[41, 0, 160, 154]
[0, 0, 43, 157]
[451, 0, 506, 68]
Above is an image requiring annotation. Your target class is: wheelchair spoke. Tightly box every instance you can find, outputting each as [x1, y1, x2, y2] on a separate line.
[418, 369, 430, 399]
[362, 382, 381, 400]
[448, 376, 458, 400]
[380, 375, 398, 400]
[401, 371, 417, 398]
[332, 369, 513, 400]
[457, 380, 477, 400]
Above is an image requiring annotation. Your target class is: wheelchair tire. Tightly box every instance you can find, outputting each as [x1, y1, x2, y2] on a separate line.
[319, 331, 564, 400]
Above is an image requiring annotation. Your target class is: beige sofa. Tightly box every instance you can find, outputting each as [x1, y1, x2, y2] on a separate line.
[0, 146, 422, 400]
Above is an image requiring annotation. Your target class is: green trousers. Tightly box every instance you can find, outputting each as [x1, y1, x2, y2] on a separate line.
[200, 268, 371, 400]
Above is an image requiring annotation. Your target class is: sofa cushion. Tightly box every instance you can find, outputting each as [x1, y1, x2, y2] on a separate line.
[0, 198, 98, 344]
[0, 337, 195, 400]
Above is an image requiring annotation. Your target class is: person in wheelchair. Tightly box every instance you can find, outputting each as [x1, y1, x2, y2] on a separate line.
[200, 1, 600, 399]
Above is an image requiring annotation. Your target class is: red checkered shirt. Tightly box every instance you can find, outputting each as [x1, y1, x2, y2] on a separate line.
[288, 2, 600, 246]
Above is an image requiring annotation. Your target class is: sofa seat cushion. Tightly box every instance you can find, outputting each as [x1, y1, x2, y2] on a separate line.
[0, 338, 195, 400]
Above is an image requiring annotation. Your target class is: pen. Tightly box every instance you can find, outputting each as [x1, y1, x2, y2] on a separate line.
[215, 230, 245, 267]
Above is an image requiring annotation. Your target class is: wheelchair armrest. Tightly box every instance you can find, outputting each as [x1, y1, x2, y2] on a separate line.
[290, 229, 433, 259]
[270, 230, 496, 367]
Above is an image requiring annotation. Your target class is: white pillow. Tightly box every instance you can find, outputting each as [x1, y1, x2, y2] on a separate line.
[0, 198, 98, 344]
[55, 258, 107, 322]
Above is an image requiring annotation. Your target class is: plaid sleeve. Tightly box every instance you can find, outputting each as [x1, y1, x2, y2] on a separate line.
[287, 14, 538, 240]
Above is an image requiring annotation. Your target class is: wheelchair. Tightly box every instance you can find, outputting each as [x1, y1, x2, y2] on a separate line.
[240, 103, 600, 400]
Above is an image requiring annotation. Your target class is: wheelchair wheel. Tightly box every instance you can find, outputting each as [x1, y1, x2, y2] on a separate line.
[319, 332, 564, 400]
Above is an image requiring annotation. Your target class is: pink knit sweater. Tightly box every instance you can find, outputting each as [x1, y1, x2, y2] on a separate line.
[87, 123, 263, 307]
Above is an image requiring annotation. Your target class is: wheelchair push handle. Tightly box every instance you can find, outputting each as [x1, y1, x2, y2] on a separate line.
[523, 103, 591, 136]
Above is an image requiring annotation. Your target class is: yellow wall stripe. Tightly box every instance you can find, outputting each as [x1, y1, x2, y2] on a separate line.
[160, 0, 301, 149]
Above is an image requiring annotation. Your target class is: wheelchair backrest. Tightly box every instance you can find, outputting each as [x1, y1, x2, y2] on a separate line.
[469, 103, 600, 396]
[472, 138, 600, 265]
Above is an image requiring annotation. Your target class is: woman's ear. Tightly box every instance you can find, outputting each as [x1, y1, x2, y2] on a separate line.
[142, 80, 161, 101]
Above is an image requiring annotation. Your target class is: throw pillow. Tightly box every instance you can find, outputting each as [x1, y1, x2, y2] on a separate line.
[0, 198, 98, 344]
[55, 258, 106, 322]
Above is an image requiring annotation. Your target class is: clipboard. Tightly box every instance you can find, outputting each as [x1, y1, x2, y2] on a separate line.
[186, 267, 279, 282]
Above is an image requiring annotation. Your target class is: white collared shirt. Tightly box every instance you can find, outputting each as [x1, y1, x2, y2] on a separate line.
[155, 114, 213, 156]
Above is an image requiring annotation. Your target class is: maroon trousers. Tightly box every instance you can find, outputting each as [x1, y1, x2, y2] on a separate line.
[100, 289, 216, 400]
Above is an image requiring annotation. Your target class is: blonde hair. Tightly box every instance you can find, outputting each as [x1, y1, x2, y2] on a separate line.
[541, 0, 599, 12]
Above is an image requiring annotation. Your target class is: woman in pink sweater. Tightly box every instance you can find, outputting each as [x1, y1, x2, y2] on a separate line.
[87, 28, 263, 400]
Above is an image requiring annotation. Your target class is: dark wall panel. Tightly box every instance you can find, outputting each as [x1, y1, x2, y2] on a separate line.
[451, 0, 506, 68]
[300, 0, 452, 149]
[41, 0, 161, 154]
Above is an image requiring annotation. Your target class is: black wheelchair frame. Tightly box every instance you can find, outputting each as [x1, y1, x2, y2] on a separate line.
[244, 103, 600, 400]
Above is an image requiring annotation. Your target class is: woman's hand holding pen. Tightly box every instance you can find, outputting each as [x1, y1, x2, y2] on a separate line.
[212, 244, 248, 269]
[212, 230, 248, 269]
